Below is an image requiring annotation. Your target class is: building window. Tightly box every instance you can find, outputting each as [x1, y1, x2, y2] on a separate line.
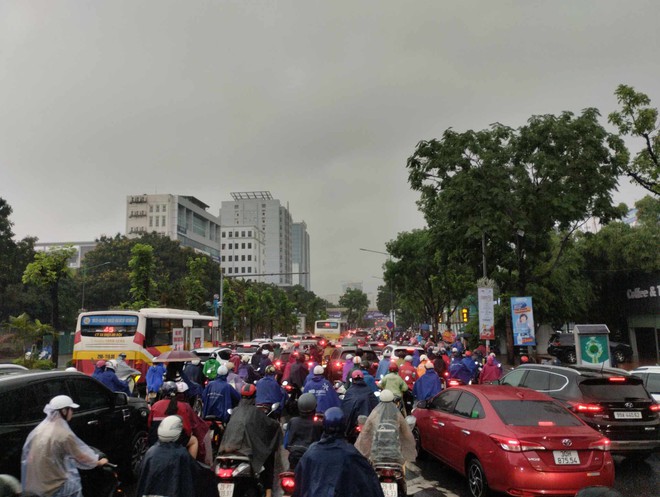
[234, 231, 239, 237]
[248, 231, 252, 237]
[248, 243, 252, 249]
[241, 255, 245, 261]
[161, 216, 166, 226]
[222, 232, 226, 238]
[262, 204, 266, 208]
[156, 205, 160, 213]
[149, 205, 153, 212]
[228, 232, 232, 238]
[247, 255, 252, 261]
[242, 267, 245, 273]
[149, 217, 153, 227]
[162, 205, 166, 212]
[228, 267, 232, 274]
[240, 243, 245, 249]
[222, 267, 225, 274]
[228, 255, 232, 262]
[234, 204, 239, 209]
[221, 244, 225, 250]
[241, 231, 245, 237]
[248, 267, 252, 273]
[155, 217, 159, 227]
[221, 256, 225, 262]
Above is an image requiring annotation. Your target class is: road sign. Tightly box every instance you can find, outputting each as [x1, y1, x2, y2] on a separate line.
[386, 321, 394, 330]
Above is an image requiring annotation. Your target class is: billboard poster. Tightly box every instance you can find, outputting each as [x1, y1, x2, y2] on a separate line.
[172, 328, 184, 351]
[510, 296, 536, 346]
[190, 328, 204, 350]
[478, 287, 495, 340]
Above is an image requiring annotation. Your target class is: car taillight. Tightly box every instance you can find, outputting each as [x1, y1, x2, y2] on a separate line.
[335, 361, 342, 369]
[489, 434, 546, 452]
[216, 468, 233, 478]
[649, 404, 660, 412]
[608, 377, 627, 382]
[574, 403, 603, 413]
[448, 379, 461, 387]
[589, 437, 611, 451]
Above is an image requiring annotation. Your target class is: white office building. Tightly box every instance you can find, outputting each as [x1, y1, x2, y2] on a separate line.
[125, 194, 221, 260]
[292, 221, 311, 291]
[220, 226, 266, 282]
[220, 192, 293, 286]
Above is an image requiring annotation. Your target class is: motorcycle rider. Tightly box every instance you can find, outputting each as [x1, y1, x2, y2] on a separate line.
[146, 361, 166, 403]
[292, 407, 384, 497]
[412, 362, 443, 401]
[448, 347, 472, 385]
[21, 395, 109, 497]
[219, 384, 283, 497]
[283, 393, 324, 470]
[398, 355, 418, 391]
[378, 362, 408, 400]
[479, 353, 503, 384]
[91, 359, 106, 381]
[357, 360, 378, 392]
[341, 370, 378, 441]
[374, 350, 392, 380]
[202, 365, 240, 422]
[137, 415, 216, 497]
[341, 354, 354, 382]
[225, 361, 245, 392]
[354, 389, 417, 468]
[303, 365, 341, 414]
[238, 354, 259, 384]
[149, 381, 209, 461]
[96, 359, 131, 395]
[288, 353, 309, 390]
[256, 365, 288, 416]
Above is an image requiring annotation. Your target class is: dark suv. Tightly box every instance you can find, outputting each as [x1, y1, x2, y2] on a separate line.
[547, 332, 633, 364]
[0, 369, 149, 480]
[501, 363, 660, 458]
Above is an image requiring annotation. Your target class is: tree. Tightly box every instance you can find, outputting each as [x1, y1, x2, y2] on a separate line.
[338, 288, 369, 328]
[182, 256, 209, 313]
[22, 246, 77, 365]
[6, 313, 53, 361]
[608, 84, 660, 195]
[125, 243, 159, 309]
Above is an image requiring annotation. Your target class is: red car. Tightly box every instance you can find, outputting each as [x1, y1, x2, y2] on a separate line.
[412, 385, 614, 497]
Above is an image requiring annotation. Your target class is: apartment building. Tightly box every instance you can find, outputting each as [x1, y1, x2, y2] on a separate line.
[292, 221, 310, 291]
[220, 226, 266, 282]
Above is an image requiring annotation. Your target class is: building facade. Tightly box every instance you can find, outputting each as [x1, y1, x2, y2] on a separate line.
[34, 241, 98, 268]
[292, 221, 311, 291]
[220, 226, 266, 282]
[126, 194, 221, 259]
[219, 192, 293, 286]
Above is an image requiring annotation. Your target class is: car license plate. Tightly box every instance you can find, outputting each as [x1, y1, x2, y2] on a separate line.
[553, 450, 580, 465]
[614, 411, 642, 419]
[381, 482, 398, 497]
[217, 482, 234, 497]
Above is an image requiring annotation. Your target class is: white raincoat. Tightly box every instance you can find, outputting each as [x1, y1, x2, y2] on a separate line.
[21, 401, 99, 497]
[354, 401, 416, 465]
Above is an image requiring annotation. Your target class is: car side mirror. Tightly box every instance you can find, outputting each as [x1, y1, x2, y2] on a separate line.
[114, 392, 128, 407]
[416, 400, 427, 409]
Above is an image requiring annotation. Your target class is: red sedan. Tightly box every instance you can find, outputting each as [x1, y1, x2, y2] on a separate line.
[412, 385, 614, 497]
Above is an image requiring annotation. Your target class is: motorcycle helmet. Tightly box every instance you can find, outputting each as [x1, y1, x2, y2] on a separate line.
[0, 475, 21, 496]
[241, 383, 257, 398]
[388, 362, 399, 372]
[521, 355, 529, 363]
[313, 365, 324, 375]
[241, 354, 250, 363]
[95, 360, 106, 369]
[217, 365, 229, 377]
[323, 407, 346, 435]
[265, 365, 276, 375]
[160, 381, 178, 397]
[360, 359, 370, 369]
[404, 355, 413, 362]
[106, 359, 117, 371]
[380, 389, 395, 402]
[297, 393, 317, 415]
[158, 415, 183, 443]
[351, 369, 364, 380]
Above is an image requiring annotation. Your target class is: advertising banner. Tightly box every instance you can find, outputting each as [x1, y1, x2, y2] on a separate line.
[190, 328, 204, 350]
[478, 287, 495, 340]
[510, 296, 536, 346]
[172, 328, 184, 351]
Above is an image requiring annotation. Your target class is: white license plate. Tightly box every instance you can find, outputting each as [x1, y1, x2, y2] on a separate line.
[614, 411, 642, 419]
[553, 450, 580, 465]
[381, 482, 398, 497]
[217, 482, 234, 497]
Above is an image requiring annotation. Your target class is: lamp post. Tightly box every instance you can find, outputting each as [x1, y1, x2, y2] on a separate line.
[359, 248, 396, 327]
[80, 261, 111, 312]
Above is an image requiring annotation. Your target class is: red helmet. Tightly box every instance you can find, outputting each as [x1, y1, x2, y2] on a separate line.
[241, 384, 257, 398]
[388, 362, 399, 372]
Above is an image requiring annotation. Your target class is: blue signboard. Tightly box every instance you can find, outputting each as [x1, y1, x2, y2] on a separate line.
[510, 297, 536, 346]
[82, 315, 139, 327]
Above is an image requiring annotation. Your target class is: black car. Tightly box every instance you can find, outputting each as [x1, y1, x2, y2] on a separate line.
[0, 369, 149, 481]
[501, 363, 660, 458]
[547, 332, 633, 364]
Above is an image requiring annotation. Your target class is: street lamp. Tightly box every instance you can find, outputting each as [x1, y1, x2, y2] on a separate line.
[359, 248, 396, 326]
[80, 261, 111, 312]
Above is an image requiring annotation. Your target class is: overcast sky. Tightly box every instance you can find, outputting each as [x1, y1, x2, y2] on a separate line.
[0, 1, 656, 299]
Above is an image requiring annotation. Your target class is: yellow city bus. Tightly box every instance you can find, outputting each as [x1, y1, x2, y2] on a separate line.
[73, 308, 219, 381]
[313, 319, 348, 341]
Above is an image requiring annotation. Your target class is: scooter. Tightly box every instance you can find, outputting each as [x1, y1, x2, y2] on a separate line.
[282, 381, 301, 417]
[374, 416, 416, 497]
[80, 449, 121, 497]
[205, 414, 229, 459]
[279, 471, 295, 496]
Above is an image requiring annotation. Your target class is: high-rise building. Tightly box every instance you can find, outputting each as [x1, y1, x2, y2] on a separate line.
[292, 221, 310, 291]
[220, 225, 266, 282]
[220, 192, 293, 286]
[125, 194, 221, 260]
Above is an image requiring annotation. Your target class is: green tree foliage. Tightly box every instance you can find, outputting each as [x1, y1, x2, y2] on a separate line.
[6, 313, 54, 362]
[284, 285, 330, 331]
[125, 243, 159, 309]
[407, 109, 627, 327]
[182, 256, 209, 313]
[384, 229, 474, 334]
[339, 288, 369, 327]
[608, 84, 660, 195]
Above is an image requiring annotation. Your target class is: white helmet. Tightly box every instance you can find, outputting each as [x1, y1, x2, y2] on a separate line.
[158, 415, 183, 443]
[380, 389, 394, 402]
[65, 367, 78, 372]
[217, 365, 229, 376]
[313, 365, 324, 375]
[48, 395, 80, 410]
[106, 359, 117, 371]
[404, 355, 413, 362]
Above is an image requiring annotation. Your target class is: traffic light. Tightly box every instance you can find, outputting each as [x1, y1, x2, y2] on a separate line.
[461, 307, 469, 322]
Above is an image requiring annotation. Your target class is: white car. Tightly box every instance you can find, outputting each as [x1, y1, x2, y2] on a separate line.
[631, 365, 660, 402]
[381, 344, 425, 362]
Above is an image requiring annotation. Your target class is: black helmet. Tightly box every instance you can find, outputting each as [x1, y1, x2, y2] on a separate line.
[297, 393, 317, 416]
[323, 407, 346, 435]
[360, 359, 370, 369]
[160, 381, 177, 397]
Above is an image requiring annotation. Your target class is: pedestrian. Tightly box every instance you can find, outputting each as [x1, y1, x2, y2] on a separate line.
[21, 395, 109, 497]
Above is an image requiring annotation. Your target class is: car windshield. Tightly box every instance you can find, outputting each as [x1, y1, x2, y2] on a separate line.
[491, 400, 583, 426]
[579, 378, 650, 401]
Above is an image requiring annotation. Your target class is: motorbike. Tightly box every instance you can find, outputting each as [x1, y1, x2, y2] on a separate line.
[374, 416, 416, 497]
[278, 471, 295, 496]
[80, 449, 121, 497]
[281, 381, 301, 417]
[205, 413, 230, 459]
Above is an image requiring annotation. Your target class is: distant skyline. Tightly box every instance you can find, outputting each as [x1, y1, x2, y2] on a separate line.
[1, 1, 655, 298]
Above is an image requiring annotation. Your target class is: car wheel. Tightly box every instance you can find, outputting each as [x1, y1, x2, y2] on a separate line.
[614, 350, 627, 364]
[129, 430, 149, 481]
[467, 458, 490, 497]
[565, 350, 577, 364]
[412, 427, 427, 460]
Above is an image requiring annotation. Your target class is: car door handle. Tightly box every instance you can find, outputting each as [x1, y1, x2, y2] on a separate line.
[87, 420, 99, 426]
[432, 419, 445, 427]
[461, 429, 470, 436]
